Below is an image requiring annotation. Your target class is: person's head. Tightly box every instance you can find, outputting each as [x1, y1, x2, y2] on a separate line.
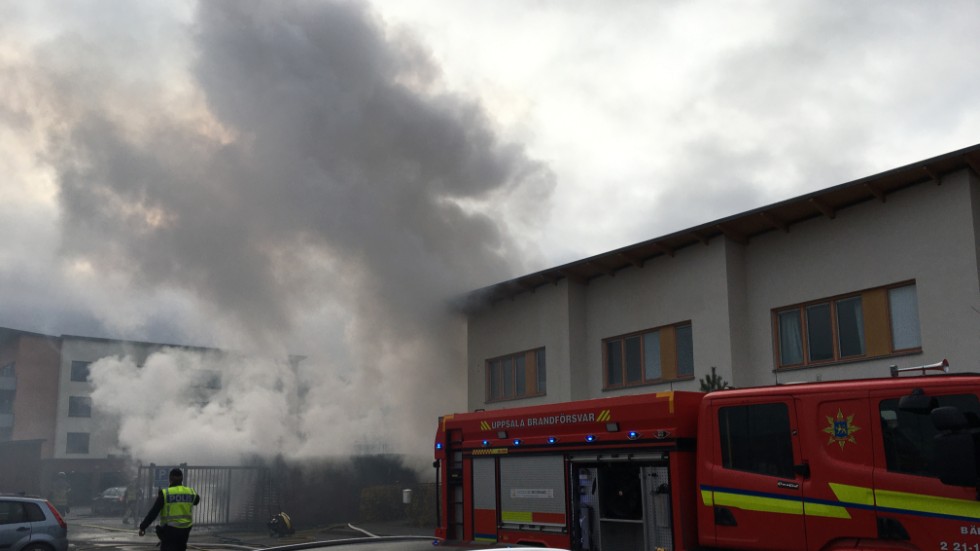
[169, 468, 183, 485]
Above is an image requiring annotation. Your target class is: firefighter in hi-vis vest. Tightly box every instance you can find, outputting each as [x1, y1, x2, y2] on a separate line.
[138, 468, 200, 551]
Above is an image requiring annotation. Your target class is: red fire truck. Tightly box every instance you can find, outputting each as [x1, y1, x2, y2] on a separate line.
[433, 363, 980, 550]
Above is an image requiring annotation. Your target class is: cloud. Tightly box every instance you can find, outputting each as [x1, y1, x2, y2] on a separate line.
[379, 1, 980, 264]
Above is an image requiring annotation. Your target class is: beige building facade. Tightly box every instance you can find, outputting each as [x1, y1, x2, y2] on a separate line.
[465, 145, 980, 411]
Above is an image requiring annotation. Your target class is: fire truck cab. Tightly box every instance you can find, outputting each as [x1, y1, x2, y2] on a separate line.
[434, 372, 980, 550]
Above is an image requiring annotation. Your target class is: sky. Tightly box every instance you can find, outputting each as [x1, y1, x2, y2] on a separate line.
[2, 0, 980, 465]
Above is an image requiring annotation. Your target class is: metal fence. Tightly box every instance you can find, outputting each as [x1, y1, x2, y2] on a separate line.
[137, 464, 278, 527]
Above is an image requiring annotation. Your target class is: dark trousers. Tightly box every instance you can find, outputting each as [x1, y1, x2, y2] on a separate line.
[157, 525, 193, 551]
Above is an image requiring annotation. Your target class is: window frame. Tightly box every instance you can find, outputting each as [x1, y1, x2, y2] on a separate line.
[878, 393, 980, 478]
[0, 389, 15, 414]
[70, 361, 91, 382]
[0, 501, 27, 525]
[66, 432, 90, 454]
[485, 348, 546, 403]
[718, 402, 796, 479]
[68, 396, 92, 418]
[772, 281, 921, 370]
[603, 321, 694, 390]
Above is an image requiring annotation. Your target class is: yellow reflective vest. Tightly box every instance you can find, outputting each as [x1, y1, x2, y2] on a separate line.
[160, 485, 197, 528]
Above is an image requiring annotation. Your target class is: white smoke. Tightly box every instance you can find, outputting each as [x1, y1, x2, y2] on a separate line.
[2, 0, 554, 464]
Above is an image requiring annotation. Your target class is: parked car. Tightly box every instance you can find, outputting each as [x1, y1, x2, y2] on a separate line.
[91, 486, 127, 516]
[0, 495, 68, 551]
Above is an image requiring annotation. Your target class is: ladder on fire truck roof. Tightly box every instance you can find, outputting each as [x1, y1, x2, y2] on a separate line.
[889, 358, 949, 377]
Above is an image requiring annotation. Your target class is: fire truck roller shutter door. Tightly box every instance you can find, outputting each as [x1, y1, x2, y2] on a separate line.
[472, 458, 497, 543]
[499, 455, 566, 529]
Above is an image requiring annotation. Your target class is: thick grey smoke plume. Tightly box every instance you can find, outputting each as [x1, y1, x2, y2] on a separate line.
[1, 0, 553, 463]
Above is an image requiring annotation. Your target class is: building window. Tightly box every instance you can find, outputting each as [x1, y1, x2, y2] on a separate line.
[68, 396, 92, 418]
[718, 402, 795, 478]
[70, 361, 91, 382]
[0, 362, 13, 377]
[0, 427, 11, 442]
[66, 432, 89, 454]
[603, 322, 694, 389]
[0, 390, 13, 414]
[486, 348, 546, 402]
[888, 285, 921, 350]
[773, 282, 920, 369]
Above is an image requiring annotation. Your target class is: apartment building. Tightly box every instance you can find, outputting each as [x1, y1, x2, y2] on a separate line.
[464, 144, 980, 411]
[0, 329, 217, 502]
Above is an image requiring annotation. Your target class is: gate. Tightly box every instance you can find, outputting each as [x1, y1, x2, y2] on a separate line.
[137, 464, 279, 527]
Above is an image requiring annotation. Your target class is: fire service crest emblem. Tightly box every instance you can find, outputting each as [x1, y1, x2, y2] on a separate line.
[823, 409, 860, 449]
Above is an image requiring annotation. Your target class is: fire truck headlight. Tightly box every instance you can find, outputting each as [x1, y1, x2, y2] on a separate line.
[512, 439, 522, 446]
[627, 431, 640, 440]
[585, 434, 596, 443]
[547, 436, 558, 444]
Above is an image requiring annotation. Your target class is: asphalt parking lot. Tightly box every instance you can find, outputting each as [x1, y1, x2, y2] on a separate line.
[67, 506, 436, 550]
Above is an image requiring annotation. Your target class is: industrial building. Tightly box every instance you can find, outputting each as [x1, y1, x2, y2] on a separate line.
[464, 144, 980, 411]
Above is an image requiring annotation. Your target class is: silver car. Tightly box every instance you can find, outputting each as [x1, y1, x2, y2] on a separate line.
[0, 495, 68, 551]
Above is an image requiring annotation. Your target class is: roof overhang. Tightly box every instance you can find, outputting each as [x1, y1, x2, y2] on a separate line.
[468, 142, 980, 306]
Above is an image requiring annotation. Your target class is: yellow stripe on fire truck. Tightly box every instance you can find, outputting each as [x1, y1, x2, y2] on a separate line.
[701, 483, 980, 522]
[501, 511, 534, 523]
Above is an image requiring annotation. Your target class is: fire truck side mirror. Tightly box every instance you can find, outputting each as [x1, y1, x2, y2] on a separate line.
[932, 406, 980, 492]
